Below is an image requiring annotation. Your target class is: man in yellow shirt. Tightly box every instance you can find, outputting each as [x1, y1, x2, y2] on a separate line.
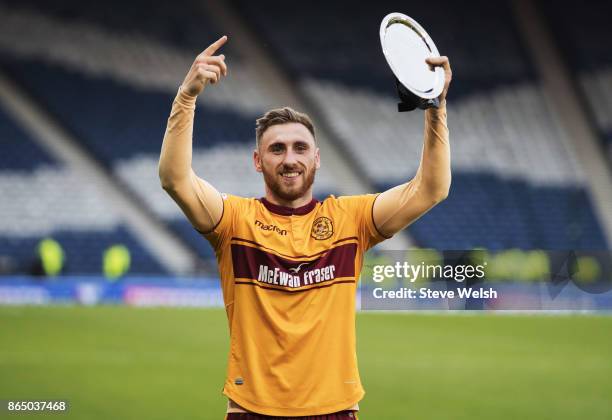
[159, 35, 452, 419]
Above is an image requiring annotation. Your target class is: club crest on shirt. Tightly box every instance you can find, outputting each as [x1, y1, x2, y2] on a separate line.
[311, 217, 333, 240]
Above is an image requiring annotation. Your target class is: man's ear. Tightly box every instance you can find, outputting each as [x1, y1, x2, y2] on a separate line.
[315, 147, 321, 170]
[253, 149, 263, 172]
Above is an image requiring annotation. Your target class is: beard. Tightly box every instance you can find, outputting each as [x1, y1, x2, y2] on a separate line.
[261, 163, 317, 202]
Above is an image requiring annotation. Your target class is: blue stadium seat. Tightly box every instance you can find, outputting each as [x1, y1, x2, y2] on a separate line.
[541, 1, 612, 148]
[0, 104, 58, 170]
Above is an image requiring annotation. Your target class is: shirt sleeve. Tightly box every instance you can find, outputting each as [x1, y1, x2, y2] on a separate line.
[369, 102, 450, 237]
[337, 194, 392, 251]
[202, 194, 241, 251]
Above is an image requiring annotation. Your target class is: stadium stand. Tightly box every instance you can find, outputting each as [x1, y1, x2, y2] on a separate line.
[540, 0, 612, 157]
[0, 103, 166, 274]
[232, 0, 608, 250]
[0, 0, 229, 54]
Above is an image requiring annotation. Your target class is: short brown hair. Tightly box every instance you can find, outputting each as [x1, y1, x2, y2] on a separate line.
[255, 107, 315, 148]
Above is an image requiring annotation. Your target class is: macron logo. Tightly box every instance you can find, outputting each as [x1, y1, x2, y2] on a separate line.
[255, 220, 288, 236]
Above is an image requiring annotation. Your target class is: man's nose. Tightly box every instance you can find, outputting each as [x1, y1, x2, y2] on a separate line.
[282, 150, 299, 166]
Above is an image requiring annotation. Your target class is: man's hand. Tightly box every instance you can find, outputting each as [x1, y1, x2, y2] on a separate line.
[425, 56, 452, 102]
[181, 35, 229, 97]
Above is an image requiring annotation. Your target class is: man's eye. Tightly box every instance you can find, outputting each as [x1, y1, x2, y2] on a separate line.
[270, 145, 283, 153]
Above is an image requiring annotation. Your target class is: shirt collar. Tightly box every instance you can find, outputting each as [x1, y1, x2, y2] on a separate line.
[259, 197, 318, 216]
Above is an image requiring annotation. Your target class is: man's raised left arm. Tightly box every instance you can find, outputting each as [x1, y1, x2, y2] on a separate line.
[372, 56, 452, 238]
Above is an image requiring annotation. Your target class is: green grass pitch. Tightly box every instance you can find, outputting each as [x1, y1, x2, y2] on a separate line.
[1, 306, 610, 419]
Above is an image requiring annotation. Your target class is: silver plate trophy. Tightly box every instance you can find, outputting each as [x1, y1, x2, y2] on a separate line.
[380, 13, 444, 111]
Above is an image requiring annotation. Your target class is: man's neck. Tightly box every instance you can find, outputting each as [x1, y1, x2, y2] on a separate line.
[264, 190, 313, 208]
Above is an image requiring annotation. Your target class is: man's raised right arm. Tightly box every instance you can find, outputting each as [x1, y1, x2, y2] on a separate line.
[158, 36, 228, 233]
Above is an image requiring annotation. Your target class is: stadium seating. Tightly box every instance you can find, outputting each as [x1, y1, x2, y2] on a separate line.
[0, 110, 58, 171]
[403, 174, 607, 250]
[0, 0, 230, 54]
[540, 1, 612, 154]
[0, 58, 255, 162]
[239, 1, 535, 91]
[0, 104, 166, 274]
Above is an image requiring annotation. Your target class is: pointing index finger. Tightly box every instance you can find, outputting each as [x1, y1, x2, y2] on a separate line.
[203, 35, 228, 56]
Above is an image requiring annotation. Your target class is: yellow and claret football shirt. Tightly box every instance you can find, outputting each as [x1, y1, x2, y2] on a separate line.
[204, 193, 388, 417]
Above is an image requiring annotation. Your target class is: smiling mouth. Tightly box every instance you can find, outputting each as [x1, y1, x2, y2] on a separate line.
[280, 171, 301, 178]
